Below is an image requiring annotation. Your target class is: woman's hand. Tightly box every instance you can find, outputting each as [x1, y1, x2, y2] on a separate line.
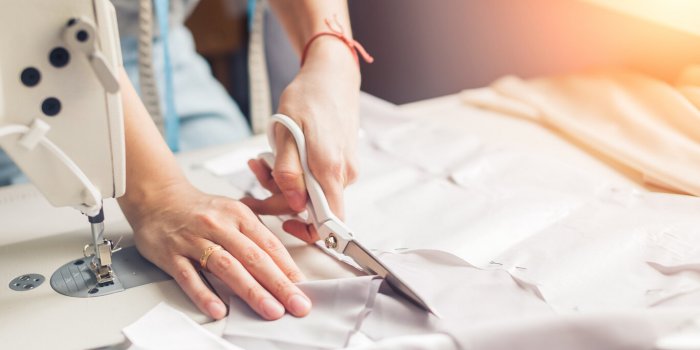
[242, 38, 361, 243]
[115, 65, 311, 321]
[121, 182, 311, 321]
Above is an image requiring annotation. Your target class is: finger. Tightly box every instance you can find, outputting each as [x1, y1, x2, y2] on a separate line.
[166, 256, 227, 320]
[307, 150, 347, 219]
[345, 151, 360, 186]
[221, 232, 312, 317]
[317, 174, 346, 220]
[238, 213, 307, 283]
[272, 126, 308, 212]
[241, 194, 298, 216]
[248, 159, 280, 193]
[202, 247, 287, 320]
[283, 219, 320, 244]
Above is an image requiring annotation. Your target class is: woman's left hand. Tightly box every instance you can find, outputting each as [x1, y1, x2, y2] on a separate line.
[121, 181, 311, 321]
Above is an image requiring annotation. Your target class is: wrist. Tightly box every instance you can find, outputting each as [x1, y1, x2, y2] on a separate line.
[118, 175, 191, 226]
[301, 37, 362, 85]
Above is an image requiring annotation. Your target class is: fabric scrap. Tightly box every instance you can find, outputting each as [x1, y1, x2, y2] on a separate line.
[123, 302, 241, 350]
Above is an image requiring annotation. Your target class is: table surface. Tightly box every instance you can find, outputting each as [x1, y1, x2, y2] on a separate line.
[0, 92, 666, 349]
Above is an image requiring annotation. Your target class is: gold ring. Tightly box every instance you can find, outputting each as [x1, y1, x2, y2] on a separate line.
[199, 245, 223, 272]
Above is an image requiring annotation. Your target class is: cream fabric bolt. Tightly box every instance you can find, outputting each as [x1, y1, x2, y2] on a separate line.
[461, 69, 700, 196]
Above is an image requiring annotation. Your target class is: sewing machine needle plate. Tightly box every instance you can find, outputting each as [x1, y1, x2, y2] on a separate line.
[50, 246, 171, 298]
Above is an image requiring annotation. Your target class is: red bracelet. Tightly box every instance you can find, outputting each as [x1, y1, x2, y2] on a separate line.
[300, 15, 374, 67]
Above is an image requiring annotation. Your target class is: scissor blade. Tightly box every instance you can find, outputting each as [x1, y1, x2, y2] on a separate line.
[343, 241, 439, 316]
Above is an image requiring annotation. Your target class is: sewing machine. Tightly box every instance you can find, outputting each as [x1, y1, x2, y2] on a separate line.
[0, 0, 153, 299]
[0, 3, 335, 348]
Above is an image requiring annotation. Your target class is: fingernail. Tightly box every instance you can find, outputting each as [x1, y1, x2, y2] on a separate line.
[207, 301, 226, 319]
[284, 191, 306, 211]
[261, 298, 285, 319]
[288, 294, 311, 316]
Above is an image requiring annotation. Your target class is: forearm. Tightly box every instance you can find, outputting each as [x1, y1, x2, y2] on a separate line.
[116, 69, 187, 215]
[268, 0, 353, 55]
[268, 0, 360, 88]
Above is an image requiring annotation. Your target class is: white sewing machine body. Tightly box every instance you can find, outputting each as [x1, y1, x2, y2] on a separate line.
[0, 0, 125, 209]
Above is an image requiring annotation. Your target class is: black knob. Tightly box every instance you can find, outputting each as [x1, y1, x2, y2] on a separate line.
[42, 97, 62, 117]
[49, 47, 70, 68]
[20, 67, 41, 87]
[76, 30, 89, 42]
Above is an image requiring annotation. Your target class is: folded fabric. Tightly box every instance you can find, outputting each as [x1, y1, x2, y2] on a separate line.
[223, 276, 380, 350]
[123, 302, 241, 350]
[461, 69, 700, 196]
[360, 250, 551, 348]
[221, 250, 551, 350]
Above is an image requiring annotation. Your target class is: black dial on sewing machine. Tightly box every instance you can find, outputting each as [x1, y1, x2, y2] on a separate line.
[41, 97, 62, 117]
[49, 47, 70, 68]
[20, 67, 41, 87]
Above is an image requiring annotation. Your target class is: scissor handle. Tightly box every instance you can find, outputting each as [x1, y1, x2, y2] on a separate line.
[261, 114, 353, 252]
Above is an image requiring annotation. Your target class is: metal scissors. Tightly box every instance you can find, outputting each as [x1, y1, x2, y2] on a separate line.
[259, 114, 437, 315]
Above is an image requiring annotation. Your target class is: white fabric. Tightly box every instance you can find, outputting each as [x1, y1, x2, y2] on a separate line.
[123, 302, 242, 350]
[187, 91, 700, 349]
[361, 250, 551, 347]
[341, 96, 700, 313]
[220, 250, 551, 349]
[223, 276, 380, 349]
[366, 253, 700, 350]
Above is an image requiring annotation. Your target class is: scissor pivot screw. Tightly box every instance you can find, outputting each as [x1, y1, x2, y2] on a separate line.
[325, 234, 338, 249]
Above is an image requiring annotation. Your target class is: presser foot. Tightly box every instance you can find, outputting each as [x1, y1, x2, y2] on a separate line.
[91, 262, 115, 287]
[86, 239, 117, 287]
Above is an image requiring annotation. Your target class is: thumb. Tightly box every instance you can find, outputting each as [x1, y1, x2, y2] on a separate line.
[272, 126, 307, 212]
